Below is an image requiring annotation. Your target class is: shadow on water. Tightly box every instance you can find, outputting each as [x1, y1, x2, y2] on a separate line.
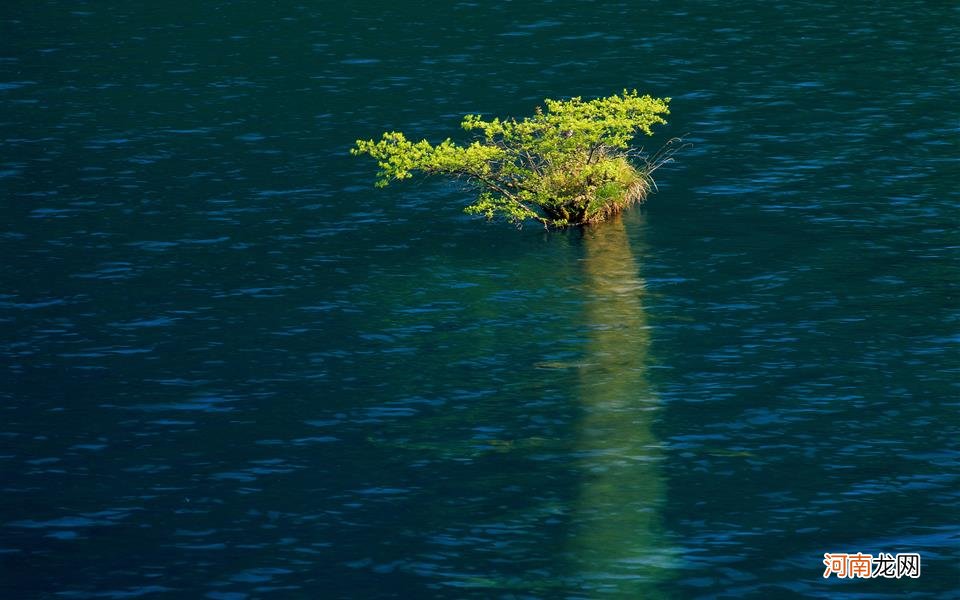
[325, 212, 681, 598]
[566, 213, 678, 597]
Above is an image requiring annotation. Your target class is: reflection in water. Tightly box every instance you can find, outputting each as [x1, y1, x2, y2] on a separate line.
[569, 215, 675, 596]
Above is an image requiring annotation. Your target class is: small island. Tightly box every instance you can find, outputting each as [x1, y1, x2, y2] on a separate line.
[352, 90, 682, 228]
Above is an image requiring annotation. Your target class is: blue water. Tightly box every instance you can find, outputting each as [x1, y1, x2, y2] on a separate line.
[2, 1, 959, 598]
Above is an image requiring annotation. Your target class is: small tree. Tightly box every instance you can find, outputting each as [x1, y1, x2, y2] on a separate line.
[351, 90, 681, 228]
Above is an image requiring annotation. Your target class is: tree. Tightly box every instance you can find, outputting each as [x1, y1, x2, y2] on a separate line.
[351, 90, 682, 228]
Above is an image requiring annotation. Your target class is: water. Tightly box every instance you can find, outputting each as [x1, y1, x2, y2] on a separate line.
[2, 1, 959, 597]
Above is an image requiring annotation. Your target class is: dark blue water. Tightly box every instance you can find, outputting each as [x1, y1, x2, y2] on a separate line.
[2, 1, 959, 598]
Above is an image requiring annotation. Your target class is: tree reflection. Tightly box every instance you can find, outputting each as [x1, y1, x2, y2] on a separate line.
[568, 214, 675, 596]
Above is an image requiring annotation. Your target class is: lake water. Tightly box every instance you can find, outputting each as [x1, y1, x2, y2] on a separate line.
[2, 1, 958, 598]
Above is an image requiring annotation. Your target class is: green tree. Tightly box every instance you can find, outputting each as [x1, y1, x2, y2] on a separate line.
[351, 90, 681, 228]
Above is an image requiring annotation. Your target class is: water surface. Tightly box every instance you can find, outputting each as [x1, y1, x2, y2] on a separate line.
[2, 1, 958, 598]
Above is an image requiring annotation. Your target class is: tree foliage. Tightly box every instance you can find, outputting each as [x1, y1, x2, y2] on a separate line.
[351, 90, 680, 228]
